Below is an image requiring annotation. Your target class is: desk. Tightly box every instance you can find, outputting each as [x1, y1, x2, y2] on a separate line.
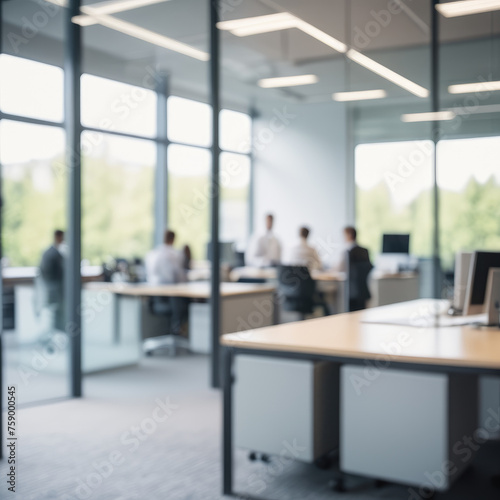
[221, 299, 500, 496]
[85, 281, 276, 355]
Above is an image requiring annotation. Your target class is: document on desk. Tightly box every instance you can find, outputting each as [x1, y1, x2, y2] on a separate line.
[361, 301, 487, 328]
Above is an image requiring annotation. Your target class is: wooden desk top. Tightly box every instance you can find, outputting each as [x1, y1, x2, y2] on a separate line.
[222, 299, 500, 371]
[85, 281, 275, 299]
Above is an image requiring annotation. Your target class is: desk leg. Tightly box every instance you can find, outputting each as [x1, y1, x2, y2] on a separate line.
[113, 294, 120, 344]
[223, 346, 234, 496]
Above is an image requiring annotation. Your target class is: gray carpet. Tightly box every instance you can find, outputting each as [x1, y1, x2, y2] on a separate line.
[3, 355, 500, 500]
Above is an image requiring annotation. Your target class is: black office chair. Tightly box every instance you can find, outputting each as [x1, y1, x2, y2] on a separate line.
[143, 296, 190, 357]
[347, 260, 373, 312]
[278, 265, 317, 320]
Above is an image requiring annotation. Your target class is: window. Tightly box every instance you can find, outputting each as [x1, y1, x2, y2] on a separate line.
[220, 152, 251, 245]
[81, 132, 156, 264]
[167, 145, 211, 260]
[437, 137, 500, 270]
[355, 141, 434, 258]
[81, 74, 157, 138]
[167, 96, 212, 147]
[220, 109, 252, 154]
[0, 54, 64, 122]
[1, 120, 66, 267]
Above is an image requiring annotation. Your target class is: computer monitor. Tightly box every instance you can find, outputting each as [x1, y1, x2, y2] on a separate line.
[382, 234, 410, 254]
[206, 241, 236, 266]
[463, 251, 500, 315]
[484, 268, 500, 326]
[453, 252, 473, 312]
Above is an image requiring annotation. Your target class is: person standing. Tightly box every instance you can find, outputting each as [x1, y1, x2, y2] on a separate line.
[245, 214, 282, 267]
[39, 229, 65, 330]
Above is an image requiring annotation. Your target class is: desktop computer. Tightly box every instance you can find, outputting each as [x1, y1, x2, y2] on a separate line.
[382, 234, 410, 254]
[463, 251, 500, 316]
[206, 241, 236, 267]
[452, 252, 473, 313]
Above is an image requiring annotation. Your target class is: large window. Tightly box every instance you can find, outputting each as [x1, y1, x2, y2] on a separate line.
[355, 141, 434, 258]
[167, 97, 252, 260]
[438, 136, 500, 269]
[0, 54, 64, 123]
[1, 120, 66, 267]
[81, 132, 156, 264]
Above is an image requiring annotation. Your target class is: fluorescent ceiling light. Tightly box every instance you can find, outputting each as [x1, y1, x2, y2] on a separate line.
[217, 13, 297, 36]
[217, 13, 347, 53]
[450, 104, 500, 115]
[45, 0, 208, 60]
[347, 49, 429, 98]
[448, 80, 500, 94]
[72, 11, 210, 61]
[258, 75, 318, 88]
[74, 0, 170, 27]
[436, 0, 500, 17]
[333, 89, 387, 101]
[401, 111, 456, 122]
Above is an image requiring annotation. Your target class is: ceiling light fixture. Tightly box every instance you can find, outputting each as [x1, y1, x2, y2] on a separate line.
[436, 0, 500, 18]
[347, 49, 429, 98]
[333, 89, 387, 101]
[217, 13, 347, 53]
[74, 0, 171, 27]
[258, 74, 318, 88]
[72, 11, 210, 61]
[401, 111, 456, 122]
[448, 80, 500, 94]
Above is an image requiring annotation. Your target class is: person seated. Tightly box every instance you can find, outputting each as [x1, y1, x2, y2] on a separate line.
[245, 213, 282, 267]
[286, 226, 322, 272]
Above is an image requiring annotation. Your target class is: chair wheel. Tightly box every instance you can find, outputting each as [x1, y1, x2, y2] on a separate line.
[248, 452, 257, 461]
[314, 456, 332, 470]
[261, 454, 271, 463]
[329, 478, 346, 493]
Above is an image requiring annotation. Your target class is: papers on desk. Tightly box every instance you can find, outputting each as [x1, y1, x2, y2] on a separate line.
[361, 301, 487, 328]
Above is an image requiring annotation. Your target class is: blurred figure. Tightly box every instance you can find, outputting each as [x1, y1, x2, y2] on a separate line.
[287, 226, 322, 272]
[146, 230, 187, 334]
[182, 245, 192, 271]
[245, 213, 282, 267]
[39, 229, 65, 330]
[146, 230, 186, 285]
[338, 226, 373, 311]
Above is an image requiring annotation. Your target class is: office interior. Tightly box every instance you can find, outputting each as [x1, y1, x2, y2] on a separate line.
[1, 0, 500, 498]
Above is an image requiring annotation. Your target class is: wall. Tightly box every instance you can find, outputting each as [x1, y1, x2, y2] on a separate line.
[252, 100, 349, 267]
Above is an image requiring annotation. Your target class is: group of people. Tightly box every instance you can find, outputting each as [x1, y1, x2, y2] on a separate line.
[246, 213, 371, 272]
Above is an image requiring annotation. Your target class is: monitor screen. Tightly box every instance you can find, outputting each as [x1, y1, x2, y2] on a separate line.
[469, 251, 500, 306]
[382, 234, 410, 254]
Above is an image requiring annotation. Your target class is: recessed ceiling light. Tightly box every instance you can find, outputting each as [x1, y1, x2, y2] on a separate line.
[333, 89, 387, 101]
[401, 111, 456, 122]
[436, 0, 500, 18]
[448, 80, 500, 94]
[258, 75, 318, 88]
[347, 49, 429, 98]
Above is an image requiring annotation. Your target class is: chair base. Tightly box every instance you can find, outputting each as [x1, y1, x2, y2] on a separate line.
[143, 335, 190, 357]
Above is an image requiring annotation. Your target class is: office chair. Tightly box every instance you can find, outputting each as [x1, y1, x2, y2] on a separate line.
[143, 296, 190, 357]
[347, 260, 373, 312]
[277, 265, 317, 320]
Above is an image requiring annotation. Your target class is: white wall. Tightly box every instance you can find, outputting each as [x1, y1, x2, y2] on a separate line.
[252, 100, 349, 267]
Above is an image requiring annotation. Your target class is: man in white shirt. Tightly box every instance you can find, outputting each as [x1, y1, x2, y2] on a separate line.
[245, 214, 282, 267]
[287, 226, 323, 272]
[146, 230, 186, 285]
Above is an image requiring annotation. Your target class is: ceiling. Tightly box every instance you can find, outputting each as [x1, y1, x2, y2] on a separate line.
[2, 0, 500, 109]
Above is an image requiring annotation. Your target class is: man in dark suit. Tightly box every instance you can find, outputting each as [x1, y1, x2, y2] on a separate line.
[39, 229, 65, 330]
[342, 226, 373, 312]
